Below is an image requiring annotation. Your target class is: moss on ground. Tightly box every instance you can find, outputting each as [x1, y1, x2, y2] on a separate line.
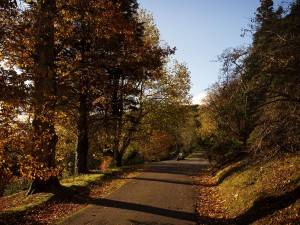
[0, 191, 54, 215]
[1, 173, 105, 215]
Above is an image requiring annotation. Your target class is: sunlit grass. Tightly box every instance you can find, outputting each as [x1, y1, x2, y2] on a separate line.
[61, 173, 105, 187]
[1, 172, 106, 215]
[217, 154, 300, 218]
[1, 191, 54, 214]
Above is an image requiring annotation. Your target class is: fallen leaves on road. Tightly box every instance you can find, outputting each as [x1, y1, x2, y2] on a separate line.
[194, 168, 231, 225]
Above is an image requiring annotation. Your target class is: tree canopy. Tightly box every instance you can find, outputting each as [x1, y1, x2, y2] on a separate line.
[197, 0, 300, 164]
[0, 0, 192, 194]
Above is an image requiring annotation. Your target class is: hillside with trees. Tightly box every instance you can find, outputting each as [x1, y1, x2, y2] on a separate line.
[196, 0, 299, 224]
[197, 0, 299, 166]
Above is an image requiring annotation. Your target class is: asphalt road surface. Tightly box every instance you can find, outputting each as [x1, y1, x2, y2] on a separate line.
[58, 152, 208, 225]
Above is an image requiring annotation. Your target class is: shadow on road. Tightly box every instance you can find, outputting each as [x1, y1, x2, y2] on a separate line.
[143, 153, 209, 177]
[92, 198, 197, 222]
[129, 220, 174, 225]
[126, 177, 193, 186]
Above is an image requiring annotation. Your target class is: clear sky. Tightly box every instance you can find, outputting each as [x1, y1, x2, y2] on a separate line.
[138, 0, 284, 104]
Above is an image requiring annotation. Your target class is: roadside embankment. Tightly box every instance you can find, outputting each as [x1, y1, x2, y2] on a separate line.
[195, 153, 300, 224]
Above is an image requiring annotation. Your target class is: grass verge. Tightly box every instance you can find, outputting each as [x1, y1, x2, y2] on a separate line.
[196, 153, 300, 224]
[0, 166, 143, 225]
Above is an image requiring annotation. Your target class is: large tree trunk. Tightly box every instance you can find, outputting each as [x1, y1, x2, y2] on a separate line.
[28, 0, 60, 194]
[110, 70, 124, 167]
[76, 93, 89, 174]
[27, 176, 60, 195]
[113, 144, 122, 167]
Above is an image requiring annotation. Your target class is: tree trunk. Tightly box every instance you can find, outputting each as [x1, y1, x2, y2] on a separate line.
[76, 93, 89, 174]
[27, 176, 60, 195]
[29, 0, 60, 193]
[113, 144, 123, 167]
[109, 69, 124, 167]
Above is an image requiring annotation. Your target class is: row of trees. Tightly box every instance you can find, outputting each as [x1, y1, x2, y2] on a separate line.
[0, 0, 193, 194]
[197, 0, 299, 164]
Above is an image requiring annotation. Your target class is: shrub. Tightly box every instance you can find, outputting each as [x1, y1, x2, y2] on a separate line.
[208, 138, 243, 166]
[3, 177, 31, 196]
[0, 170, 11, 196]
[123, 149, 144, 166]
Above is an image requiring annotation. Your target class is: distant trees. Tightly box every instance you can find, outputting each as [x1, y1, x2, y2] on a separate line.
[197, 0, 300, 164]
[0, 1, 192, 194]
[197, 47, 253, 163]
[133, 60, 192, 161]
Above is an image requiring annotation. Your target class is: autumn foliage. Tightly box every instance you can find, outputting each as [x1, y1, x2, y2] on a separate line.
[197, 0, 300, 165]
[0, 0, 192, 194]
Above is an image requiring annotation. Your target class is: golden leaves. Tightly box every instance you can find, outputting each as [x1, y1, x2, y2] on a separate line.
[195, 169, 231, 224]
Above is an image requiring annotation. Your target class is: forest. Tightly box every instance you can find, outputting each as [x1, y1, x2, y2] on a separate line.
[195, 1, 300, 222]
[0, 0, 194, 195]
[197, 0, 299, 166]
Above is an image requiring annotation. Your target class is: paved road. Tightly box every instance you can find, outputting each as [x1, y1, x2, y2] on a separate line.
[59, 152, 208, 225]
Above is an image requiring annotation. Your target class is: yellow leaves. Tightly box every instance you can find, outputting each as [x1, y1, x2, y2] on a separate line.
[92, 97, 106, 106]
[75, 53, 82, 61]
[115, 3, 121, 9]
[195, 169, 231, 223]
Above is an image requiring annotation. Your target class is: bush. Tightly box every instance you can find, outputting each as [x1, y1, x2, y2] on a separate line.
[2, 177, 31, 196]
[208, 139, 243, 166]
[100, 157, 115, 172]
[123, 149, 144, 166]
[0, 170, 11, 196]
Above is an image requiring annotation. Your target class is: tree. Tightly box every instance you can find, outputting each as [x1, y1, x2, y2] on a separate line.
[1, 0, 63, 193]
[247, 0, 300, 156]
[54, 0, 121, 174]
[0, 0, 16, 9]
[26, 0, 61, 194]
[197, 46, 258, 163]
[134, 60, 192, 161]
[198, 0, 300, 163]
[48, 0, 145, 172]
[0, 1, 28, 195]
[0, 0, 192, 195]
[99, 8, 174, 167]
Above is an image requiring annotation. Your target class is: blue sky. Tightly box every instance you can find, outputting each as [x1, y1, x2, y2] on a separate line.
[138, 0, 283, 104]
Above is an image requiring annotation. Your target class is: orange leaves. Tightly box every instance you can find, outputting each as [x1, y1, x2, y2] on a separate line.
[137, 130, 174, 161]
[1, 0, 177, 188]
[19, 159, 61, 181]
[195, 169, 231, 224]
[0, 115, 60, 182]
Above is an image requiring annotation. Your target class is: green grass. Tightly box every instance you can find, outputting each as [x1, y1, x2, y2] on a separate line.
[216, 153, 300, 221]
[1, 191, 54, 215]
[184, 148, 204, 159]
[218, 166, 261, 216]
[1, 172, 106, 215]
[60, 173, 105, 187]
